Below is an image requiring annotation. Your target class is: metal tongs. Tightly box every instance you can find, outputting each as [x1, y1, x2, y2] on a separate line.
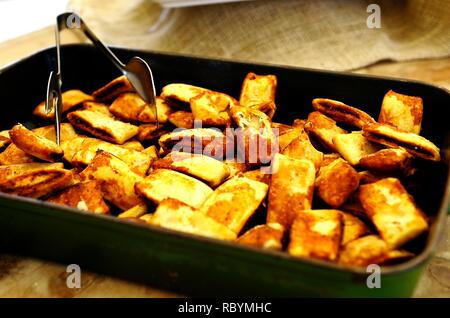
[45, 12, 158, 145]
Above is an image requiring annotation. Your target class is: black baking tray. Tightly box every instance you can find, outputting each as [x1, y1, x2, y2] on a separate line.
[0, 44, 449, 297]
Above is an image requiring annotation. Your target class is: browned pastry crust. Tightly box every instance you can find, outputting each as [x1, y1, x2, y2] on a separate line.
[378, 90, 423, 134]
[92, 75, 134, 102]
[362, 123, 440, 161]
[9, 123, 63, 162]
[239, 72, 277, 107]
[312, 98, 375, 129]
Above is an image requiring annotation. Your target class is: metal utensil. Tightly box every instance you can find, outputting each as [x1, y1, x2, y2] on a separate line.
[45, 12, 158, 145]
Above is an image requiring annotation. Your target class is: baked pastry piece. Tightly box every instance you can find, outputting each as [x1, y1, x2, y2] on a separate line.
[237, 223, 284, 251]
[359, 178, 428, 248]
[109, 92, 154, 123]
[224, 159, 249, 177]
[341, 212, 370, 245]
[121, 140, 144, 152]
[0, 162, 74, 198]
[0, 124, 78, 165]
[239, 72, 277, 107]
[249, 101, 276, 119]
[288, 209, 343, 261]
[148, 198, 237, 241]
[159, 128, 232, 159]
[32, 123, 79, 143]
[339, 235, 414, 267]
[267, 154, 316, 229]
[242, 169, 271, 185]
[190, 91, 231, 127]
[67, 137, 152, 176]
[332, 131, 382, 165]
[9, 123, 63, 162]
[304, 111, 347, 152]
[136, 124, 167, 142]
[81, 151, 145, 210]
[47, 180, 110, 214]
[362, 123, 440, 162]
[200, 175, 268, 234]
[82, 101, 114, 117]
[168, 111, 194, 129]
[359, 148, 414, 175]
[0, 144, 36, 165]
[161, 83, 206, 102]
[136, 168, 213, 209]
[276, 125, 306, 151]
[282, 134, 323, 170]
[378, 90, 423, 134]
[33, 89, 93, 120]
[315, 158, 360, 208]
[312, 98, 375, 129]
[230, 105, 276, 165]
[67, 109, 139, 144]
[153, 151, 230, 187]
[92, 75, 134, 101]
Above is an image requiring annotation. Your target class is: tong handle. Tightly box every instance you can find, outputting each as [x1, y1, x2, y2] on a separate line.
[57, 13, 126, 72]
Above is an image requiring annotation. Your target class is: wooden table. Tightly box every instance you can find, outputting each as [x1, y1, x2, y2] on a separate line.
[0, 27, 449, 298]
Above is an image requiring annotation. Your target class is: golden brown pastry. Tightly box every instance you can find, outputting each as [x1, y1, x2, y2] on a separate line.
[9, 123, 63, 162]
[82, 101, 114, 117]
[81, 151, 144, 210]
[304, 111, 347, 152]
[237, 223, 284, 251]
[190, 91, 231, 126]
[315, 158, 360, 208]
[0, 162, 74, 198]
[312, 98, 375, 129]
[288, 209, 343, 261]
[67, 109, 139, 144]
[362, 123, 440, 162]
[47, 180, 110, 214]
[379, 90, 423, 134]
[267, 154, 316, 229]
[152, 151, 230, 187]
[136, 168, 213, 208]
[281, 134, 323, 170]
[68, 137, 152, 176]
[359, 148, 414, 175]
[33, 89, 93, 120]
[159, 128, 232, 159]
[249, 101, 276, 119]
[341, 212, 370, 245]
[168, 111, 194, 129]
[276, 125, 306, 151]
[160, 83, 208, 107]
[339, 235, 414, 267]
[242, 169, 271, 185]
[239, 72, 277, 107]
[109, 92, 154, 123]
[200, 175, 268, 234]
[92, 75, 134, 102]
[332, 131, 382, 165]
[359, 178, 428, 248]
[230, 105, 276, 165]
[149, 198, 237, 241]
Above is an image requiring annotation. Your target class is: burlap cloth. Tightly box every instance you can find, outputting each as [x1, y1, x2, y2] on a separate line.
[68, 0, 450, 71]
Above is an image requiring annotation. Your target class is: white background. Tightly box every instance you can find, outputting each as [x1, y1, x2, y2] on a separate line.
[0, 0, 69, 43]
